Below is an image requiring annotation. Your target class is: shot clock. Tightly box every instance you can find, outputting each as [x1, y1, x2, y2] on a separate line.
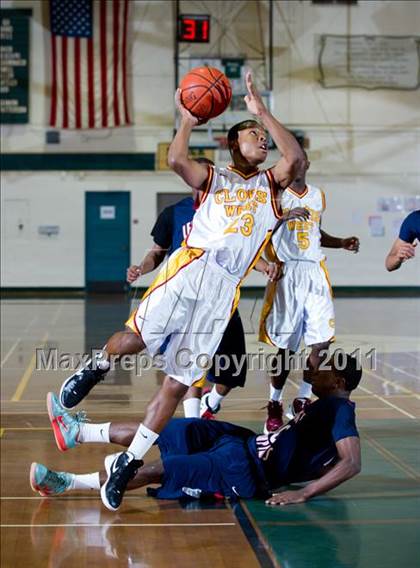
[178, 14, 210, 43]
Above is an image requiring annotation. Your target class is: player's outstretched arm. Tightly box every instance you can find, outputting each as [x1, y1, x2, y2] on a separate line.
[168, 90, 209, 189]
[244, 72, 304, 189]
[266, 436, 361, 506]
[127, 244, 167, 283]
[385, 238, 417, 271]
[321, 230, 360, 252]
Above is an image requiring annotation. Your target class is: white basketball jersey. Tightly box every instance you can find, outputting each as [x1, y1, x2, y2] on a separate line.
[186, 165, 281, 279]
[271, 184, 326, 262]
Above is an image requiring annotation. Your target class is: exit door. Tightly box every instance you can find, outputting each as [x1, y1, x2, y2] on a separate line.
[85, 192, 130, 292]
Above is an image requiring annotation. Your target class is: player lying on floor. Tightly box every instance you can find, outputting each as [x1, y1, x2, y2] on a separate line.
[30, 353, 361, 507]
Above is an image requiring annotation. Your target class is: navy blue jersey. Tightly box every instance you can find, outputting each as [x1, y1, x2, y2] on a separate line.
[252, 396, 359, 488]
[399, 210, 420, 244]
[151, 197, 194, 255]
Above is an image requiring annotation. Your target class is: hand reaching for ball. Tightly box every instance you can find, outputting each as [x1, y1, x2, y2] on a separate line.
[244, 71, 268, 118]
[175, 89, 201, 126]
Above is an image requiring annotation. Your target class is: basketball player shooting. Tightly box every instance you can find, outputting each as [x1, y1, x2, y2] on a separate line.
[53, 71, 307, 512]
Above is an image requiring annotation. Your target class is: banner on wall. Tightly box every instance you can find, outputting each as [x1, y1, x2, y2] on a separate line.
[318, 35, 420, 90]
[0, 9, 31, 124]
[49, 0, 132, 129]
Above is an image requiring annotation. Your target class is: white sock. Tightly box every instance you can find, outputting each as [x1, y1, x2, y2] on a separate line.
[127, 423, 159, 460]
[183, 398, 201, 418]
[70, 472, 100, 491]
[208, 386, 224, 410]
[95, 351, 110, 371]
[298, 381, 312, 399]
[78, 422, 111, 444]
[270, 385, 283, 402]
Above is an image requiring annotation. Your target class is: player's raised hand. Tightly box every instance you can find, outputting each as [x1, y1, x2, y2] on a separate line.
[244, 71, 267, 117]
[342, 236, 360, 253]
[283, 207, 310, 222]
[127, 264, 142, 283]
[175, 89, 202, 126]
[266, 488, 308, 506]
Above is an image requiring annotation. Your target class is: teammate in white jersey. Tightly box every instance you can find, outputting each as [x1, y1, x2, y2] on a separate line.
[259, 151, 360, 432]
[53, 72, 306, 511]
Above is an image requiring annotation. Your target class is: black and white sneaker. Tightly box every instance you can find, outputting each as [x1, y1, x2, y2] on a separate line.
[101, 452, 142, 511]
[59, 364, 106, 409]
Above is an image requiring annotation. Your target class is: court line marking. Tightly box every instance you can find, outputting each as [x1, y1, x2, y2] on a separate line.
[363, 432, 420, 480]
[374, 359, 419, 381]
[358, 385, 416, 419]
[232, 500, 280, 568]
[259, 518, 419, 527]
[50, 302, 64, 326]
[1, 522, 236, 528]
[10, 332, 49, 402]
[0, 339, 21, 368]
[405, 352, 420, 362]
[22, 316, 38, 334]
[363, 368, 414, 395]
[327, 491, 420, 500]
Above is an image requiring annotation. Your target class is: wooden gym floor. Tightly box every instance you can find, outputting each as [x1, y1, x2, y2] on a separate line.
[1, 295, 419, 567]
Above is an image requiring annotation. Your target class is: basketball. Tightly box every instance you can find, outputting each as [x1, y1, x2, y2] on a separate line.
[180, 66, 232, 121]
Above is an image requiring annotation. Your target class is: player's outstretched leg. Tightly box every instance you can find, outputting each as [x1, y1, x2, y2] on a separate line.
[59, 330, 145, 408]
[30, 460, 162, 499]
[47, 391, 141, 451]
[100, 375, 187, 511]
[264, 348, 295, 433]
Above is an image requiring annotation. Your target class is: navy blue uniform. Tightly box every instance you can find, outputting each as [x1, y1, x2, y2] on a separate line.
[399, 210, 420, 244]
[151, 198, 247, 387]
[252, 396, 359, 488]
[150, 418, 258, 500]
[150, 397, 358, 500]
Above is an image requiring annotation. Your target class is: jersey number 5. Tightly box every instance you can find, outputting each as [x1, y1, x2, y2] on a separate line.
[297, 230, 310, 250]
[224, 213, 255, 237]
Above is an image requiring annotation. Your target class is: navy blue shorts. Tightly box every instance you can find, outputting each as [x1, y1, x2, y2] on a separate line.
[151, 418, 258, 500]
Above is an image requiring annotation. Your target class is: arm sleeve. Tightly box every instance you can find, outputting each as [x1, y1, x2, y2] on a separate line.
[399, 212, 418, 244]
[151, 207, 173, 249]
[332, 403, 359, 443]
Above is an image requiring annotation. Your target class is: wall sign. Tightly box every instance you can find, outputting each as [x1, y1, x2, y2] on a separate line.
[319, 35, 420, 90]
[0, 8, 31, 123]
[100, 206, 116, 220]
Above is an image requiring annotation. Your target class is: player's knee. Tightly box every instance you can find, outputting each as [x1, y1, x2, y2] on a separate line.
[162, 376, 189, 399]
[107, 330, 144, 355]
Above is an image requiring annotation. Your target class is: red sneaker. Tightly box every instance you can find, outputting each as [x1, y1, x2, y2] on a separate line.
[201, 408, 217, 420]
[290, 397, 311, 418]
[263, 400, 284, 434]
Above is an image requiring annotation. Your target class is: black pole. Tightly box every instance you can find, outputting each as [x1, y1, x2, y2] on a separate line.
[174, 0, 179, 93]
[174, 0, 180, 135]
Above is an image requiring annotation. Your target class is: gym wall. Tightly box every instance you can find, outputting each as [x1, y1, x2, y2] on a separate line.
[1, 0, 419, 288]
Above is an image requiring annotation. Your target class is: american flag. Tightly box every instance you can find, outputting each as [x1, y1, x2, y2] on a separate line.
[49, 0, 131, 129]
